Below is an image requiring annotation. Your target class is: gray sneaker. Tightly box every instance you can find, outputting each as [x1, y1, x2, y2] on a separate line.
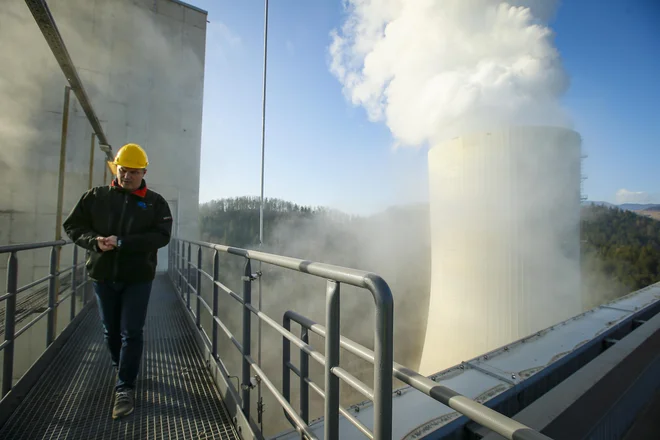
[112, 388, 134, 419]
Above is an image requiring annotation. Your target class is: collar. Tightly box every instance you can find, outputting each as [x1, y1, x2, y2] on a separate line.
[111, 178, 148, 198]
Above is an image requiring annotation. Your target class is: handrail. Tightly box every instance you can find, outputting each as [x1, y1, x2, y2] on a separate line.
[169, 237, 552, 439]
[1, 240, 91, 398]
[283, 311, 554, 440]
[168, 237, 394, 440]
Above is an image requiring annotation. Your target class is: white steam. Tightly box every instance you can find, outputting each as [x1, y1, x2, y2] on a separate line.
[329, 0, 570, 147]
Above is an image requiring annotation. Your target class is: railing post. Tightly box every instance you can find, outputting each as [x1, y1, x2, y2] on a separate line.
[186, 243, 192, 310]
[47, 246, 58, 346]
[2, 252, 18, 397]
[212, 250, 219, 359]
[177, 240, 183, 293]
[300, 326, 310, 424]
[82, 259, 89, 305]
[70, 245, 78, 322]
[325, 280, 340, 440]
[372, 279, 394, 440]
[179, 241, 184, 295]
[196, 246, 202, 328]
[282, 315, 291, 408]
[242, 258, 252, 415]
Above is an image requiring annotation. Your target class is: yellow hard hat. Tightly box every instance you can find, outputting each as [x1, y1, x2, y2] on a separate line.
[113, 143, 149, 170]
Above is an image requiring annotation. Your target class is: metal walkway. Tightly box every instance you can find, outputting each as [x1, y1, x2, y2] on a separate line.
[0, 275, 239, 440]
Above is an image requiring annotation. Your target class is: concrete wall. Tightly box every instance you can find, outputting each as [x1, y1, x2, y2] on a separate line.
[0, 0, 206, 283]
[0, 0, 206, 384]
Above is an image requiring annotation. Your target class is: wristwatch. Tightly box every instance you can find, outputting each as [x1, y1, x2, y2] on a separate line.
[117, 238, 123, 248]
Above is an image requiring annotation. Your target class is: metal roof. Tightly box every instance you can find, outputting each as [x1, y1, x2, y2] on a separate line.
[272, 281, 660, 439]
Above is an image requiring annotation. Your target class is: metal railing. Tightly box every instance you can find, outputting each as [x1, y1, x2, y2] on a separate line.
[168, 237, 394, 440]
[1, 240, 90, 398]
[169, 237, 553, 440]
[283, 312, 554, 440]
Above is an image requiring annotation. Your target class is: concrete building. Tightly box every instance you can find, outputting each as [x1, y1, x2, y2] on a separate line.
[418, 126, 583, 375]
[0, 0, 206, 382]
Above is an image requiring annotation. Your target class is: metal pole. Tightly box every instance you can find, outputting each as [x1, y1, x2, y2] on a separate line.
[186, 243, 192, 310]
[212, 250, 219, 359]
[300, 326, 310, 424]
[257, 0, 270, 430]
[325, 280, 340, 440]
[70, 245, 78, 322]
[242, 258, 253, 416]
[47, 246, 58, 346]
[196, 246, 202, 328]
[55, 86, 71, 242]
[2, 253, 18, 397]
[103, 161, 108, 185]
[53, 86, 71, 333]
[88, 133, 95, 189]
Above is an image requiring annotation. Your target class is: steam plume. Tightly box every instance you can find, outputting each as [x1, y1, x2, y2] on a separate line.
[329, 0, 570, 147]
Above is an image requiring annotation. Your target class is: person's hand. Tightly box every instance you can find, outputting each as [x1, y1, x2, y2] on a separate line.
[105, 236, 118, 247]
[96, 237, 115, 252]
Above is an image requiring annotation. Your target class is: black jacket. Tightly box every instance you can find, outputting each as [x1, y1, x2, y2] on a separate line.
[63, 179, 173, 283]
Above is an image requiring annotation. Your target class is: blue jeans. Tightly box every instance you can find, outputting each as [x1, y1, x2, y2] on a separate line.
[93, 281, 152, 391]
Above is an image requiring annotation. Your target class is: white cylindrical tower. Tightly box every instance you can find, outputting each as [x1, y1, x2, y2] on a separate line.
[418, 126, 582, 375]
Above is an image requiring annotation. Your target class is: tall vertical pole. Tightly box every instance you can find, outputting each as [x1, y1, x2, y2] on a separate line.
[257, 0, 269, 432]
[55, 86, 71, 242]
[54, 85, 71, 333]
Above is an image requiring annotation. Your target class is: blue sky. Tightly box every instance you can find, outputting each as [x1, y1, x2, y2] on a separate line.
[190, 0, 659, 215]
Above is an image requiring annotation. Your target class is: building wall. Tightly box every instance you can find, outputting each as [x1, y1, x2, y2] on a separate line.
[0, 0, 206, 383]
[0, 0, 206, 284]
[418, 126, 582, 375]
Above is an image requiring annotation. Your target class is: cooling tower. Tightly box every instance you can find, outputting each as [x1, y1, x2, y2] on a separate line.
[418, 126, 582, 375]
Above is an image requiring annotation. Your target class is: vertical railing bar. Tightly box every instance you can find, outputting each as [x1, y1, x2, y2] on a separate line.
[372, 280, 394, 440]
[186, 242, 192, 310]
[70, 245, 78, 322]
[196, 246, 202, 328]
[242, 258, 253, 415]
[46, 246, 58, 346]
[83, 257, 89, 305]
[178, 240, 183, 294]
[2, 252, 18, 397]
[325, 280, 340, 440]
[212, 250, 219, 359]
[300, 325, 310, 425]
[282, 315, 291, 412]
[180, 241, 184, 296]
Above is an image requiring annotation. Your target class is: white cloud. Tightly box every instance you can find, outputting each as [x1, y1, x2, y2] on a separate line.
[615, 189, 660, 204]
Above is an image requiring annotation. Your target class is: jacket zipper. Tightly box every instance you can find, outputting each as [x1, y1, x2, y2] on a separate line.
[112, 193, 129, 280]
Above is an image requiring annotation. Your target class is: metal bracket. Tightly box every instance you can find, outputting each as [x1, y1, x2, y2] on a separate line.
[241, 271, 262, 282]
[463, 361, 519, 386]
[600, 305, 635, 313]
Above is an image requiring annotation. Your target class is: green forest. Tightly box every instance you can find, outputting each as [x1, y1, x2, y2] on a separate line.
[580, 204, 660, 303]
[200, 197, 660, 300]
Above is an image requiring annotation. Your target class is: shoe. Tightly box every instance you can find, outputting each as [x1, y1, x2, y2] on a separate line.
[112, 388, 135, 419]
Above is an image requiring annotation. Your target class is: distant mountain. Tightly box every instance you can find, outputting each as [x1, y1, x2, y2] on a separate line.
[619, 203, 660, 211]
[582, 201, 660, 211]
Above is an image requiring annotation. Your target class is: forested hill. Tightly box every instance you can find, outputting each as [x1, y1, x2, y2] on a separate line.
[581, 204, 660, 293]
[199, 197, 660, 303]
[199, 196, 353, 247]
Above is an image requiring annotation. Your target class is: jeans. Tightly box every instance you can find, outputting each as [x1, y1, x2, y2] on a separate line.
[93, 281, 152, 391]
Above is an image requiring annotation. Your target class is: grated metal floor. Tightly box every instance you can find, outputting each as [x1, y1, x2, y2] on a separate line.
[0, 275, 240, 440]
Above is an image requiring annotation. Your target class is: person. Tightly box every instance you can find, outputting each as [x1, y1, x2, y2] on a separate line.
[63, 143, 173, 419]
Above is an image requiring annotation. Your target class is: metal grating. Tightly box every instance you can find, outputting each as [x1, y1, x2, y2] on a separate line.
[0, 275, 239, 439]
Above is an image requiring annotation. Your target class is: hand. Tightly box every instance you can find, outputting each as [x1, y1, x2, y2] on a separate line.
[105, 236, 118, 247]
[96, 236, 115, 252]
